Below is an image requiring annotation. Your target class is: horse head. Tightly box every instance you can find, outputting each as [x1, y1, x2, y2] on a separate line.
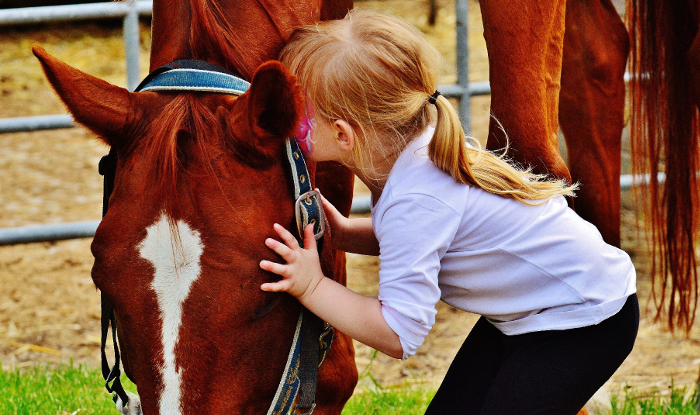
[33, 29, 355, 414]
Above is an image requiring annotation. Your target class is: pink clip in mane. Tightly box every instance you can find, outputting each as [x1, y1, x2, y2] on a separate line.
[293, 99, 315, 155]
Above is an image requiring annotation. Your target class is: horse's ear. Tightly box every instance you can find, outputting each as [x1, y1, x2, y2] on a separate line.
[33, 45, 135, 148]
[228, 60, 303, 163]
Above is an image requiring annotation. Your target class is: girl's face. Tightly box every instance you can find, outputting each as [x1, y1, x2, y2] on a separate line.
[292, 100, 340, 162]
[293, 99, 316, 156]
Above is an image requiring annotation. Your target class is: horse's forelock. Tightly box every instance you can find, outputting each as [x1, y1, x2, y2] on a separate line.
[138, 95, 224, 218]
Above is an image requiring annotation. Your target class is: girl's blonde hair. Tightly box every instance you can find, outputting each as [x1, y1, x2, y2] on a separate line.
[280, 9, 577, 204]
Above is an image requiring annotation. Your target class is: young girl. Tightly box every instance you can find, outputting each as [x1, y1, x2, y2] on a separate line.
[260, 9, 638, 414]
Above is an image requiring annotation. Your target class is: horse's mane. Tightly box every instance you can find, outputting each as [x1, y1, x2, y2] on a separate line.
[188, 0, 287, 80]
[116, 0, 284, 79]
[627, 0, 700, 333]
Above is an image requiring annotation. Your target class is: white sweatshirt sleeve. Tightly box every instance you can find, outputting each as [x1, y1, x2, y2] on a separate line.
[374, 193, 462, 359]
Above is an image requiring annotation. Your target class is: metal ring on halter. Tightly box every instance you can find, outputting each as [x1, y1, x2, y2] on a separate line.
[295, 190, 325, 241]
[292, 402, 316, 415]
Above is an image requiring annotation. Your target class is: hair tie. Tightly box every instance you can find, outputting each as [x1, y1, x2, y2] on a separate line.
[428, 90, 442, 105]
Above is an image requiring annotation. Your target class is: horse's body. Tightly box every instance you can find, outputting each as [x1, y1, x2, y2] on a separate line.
[480, 0, 699, 332]
[34, 0, 357, 414]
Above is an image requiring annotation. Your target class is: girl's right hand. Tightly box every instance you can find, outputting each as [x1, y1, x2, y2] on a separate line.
[320, 191, 379, 256]
[320, 192, 350, 247]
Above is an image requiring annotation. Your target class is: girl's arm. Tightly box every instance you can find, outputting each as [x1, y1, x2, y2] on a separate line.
[260, 223, 403, 359]
[321, 194, 380, 256]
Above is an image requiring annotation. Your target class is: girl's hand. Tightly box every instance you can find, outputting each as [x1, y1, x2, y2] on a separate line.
[260, 223, 325, 302]
[320, 192, 349, 244]
[321, 191, 379, 256]
[261, 224, 403, 360]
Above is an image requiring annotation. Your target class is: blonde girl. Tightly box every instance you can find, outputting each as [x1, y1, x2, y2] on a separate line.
[260, 9, 637, 415]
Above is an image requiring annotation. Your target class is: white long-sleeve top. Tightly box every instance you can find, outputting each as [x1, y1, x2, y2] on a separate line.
[372, 127, 637, 359]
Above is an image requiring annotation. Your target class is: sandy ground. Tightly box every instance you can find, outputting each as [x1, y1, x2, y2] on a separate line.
[1, 1, 699, 412]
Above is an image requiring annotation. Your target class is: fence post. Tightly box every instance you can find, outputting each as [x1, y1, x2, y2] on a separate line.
[123, 1, 141, 91]
[455, 0, 469, 129]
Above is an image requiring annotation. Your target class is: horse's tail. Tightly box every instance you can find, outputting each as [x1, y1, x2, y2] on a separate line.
[627, 0, 700, 333]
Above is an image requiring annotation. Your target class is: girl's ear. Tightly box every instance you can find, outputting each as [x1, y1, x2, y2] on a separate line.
[33, 45, 136, 148]
[334, 120, 356, 153]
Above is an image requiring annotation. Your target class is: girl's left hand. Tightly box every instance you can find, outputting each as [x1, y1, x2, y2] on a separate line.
[260, 223, 325, 302]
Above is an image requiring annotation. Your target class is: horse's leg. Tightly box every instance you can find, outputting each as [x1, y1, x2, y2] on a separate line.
[480, 0, 571, 185]
[559, 0, 629, 247]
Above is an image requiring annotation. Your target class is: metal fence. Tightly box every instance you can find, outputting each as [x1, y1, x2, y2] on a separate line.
[0, 0, 152, 134]
[0, 0, 482, 244]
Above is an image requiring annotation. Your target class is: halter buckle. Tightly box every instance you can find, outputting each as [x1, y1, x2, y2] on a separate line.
[294, 190, 325, 241]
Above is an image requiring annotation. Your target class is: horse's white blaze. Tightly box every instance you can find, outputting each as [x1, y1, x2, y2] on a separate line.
[138, 212, 204, 415]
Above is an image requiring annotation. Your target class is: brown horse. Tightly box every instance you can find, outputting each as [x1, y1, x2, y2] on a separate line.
[33, 0, 357, 414]
[481, 0, 699, 333]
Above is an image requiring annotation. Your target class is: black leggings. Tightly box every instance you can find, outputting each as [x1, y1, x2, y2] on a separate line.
[425, 294, 639, 415]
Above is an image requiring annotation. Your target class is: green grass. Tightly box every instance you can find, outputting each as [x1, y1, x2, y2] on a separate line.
[342, 384, 434, 414]
[607, 384, 700, 415]
[2, 363, 699, 414]
[0, 362, 137, 415]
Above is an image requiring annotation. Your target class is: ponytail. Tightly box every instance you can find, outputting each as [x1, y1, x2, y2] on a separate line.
[428, 94, 577, 204]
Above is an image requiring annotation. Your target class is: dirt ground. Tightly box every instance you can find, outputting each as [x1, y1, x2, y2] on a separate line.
[1, 1, 700, 411]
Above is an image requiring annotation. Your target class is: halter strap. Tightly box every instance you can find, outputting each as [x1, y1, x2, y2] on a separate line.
[99, 59, 328, 415]
[134, 59, 246, 93]
[138, 68, 250, 95]
[98, 151, 130, 407]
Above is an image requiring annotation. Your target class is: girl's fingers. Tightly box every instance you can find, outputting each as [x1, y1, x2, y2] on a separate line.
[273, 223, 300, 249]
[260, 280, 291, 292]
[259, 259, 288, 277]
[303, 223, 317, 251]
[320, 193, 339, 215]
[265, 237, 294, 260]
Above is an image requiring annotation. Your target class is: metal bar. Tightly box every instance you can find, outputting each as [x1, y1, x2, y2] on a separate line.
[455, 0, 470, 127]
[0, 221, 100, 246]
[0, 2, 153, 131]
[619, 172, 666, 189]
[0, 83, 486, 134]
[0, 114, 75, 133]
[123, 2, 141, 91]
[0, 1, 152, 25]
[438, 81, 491, 99]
